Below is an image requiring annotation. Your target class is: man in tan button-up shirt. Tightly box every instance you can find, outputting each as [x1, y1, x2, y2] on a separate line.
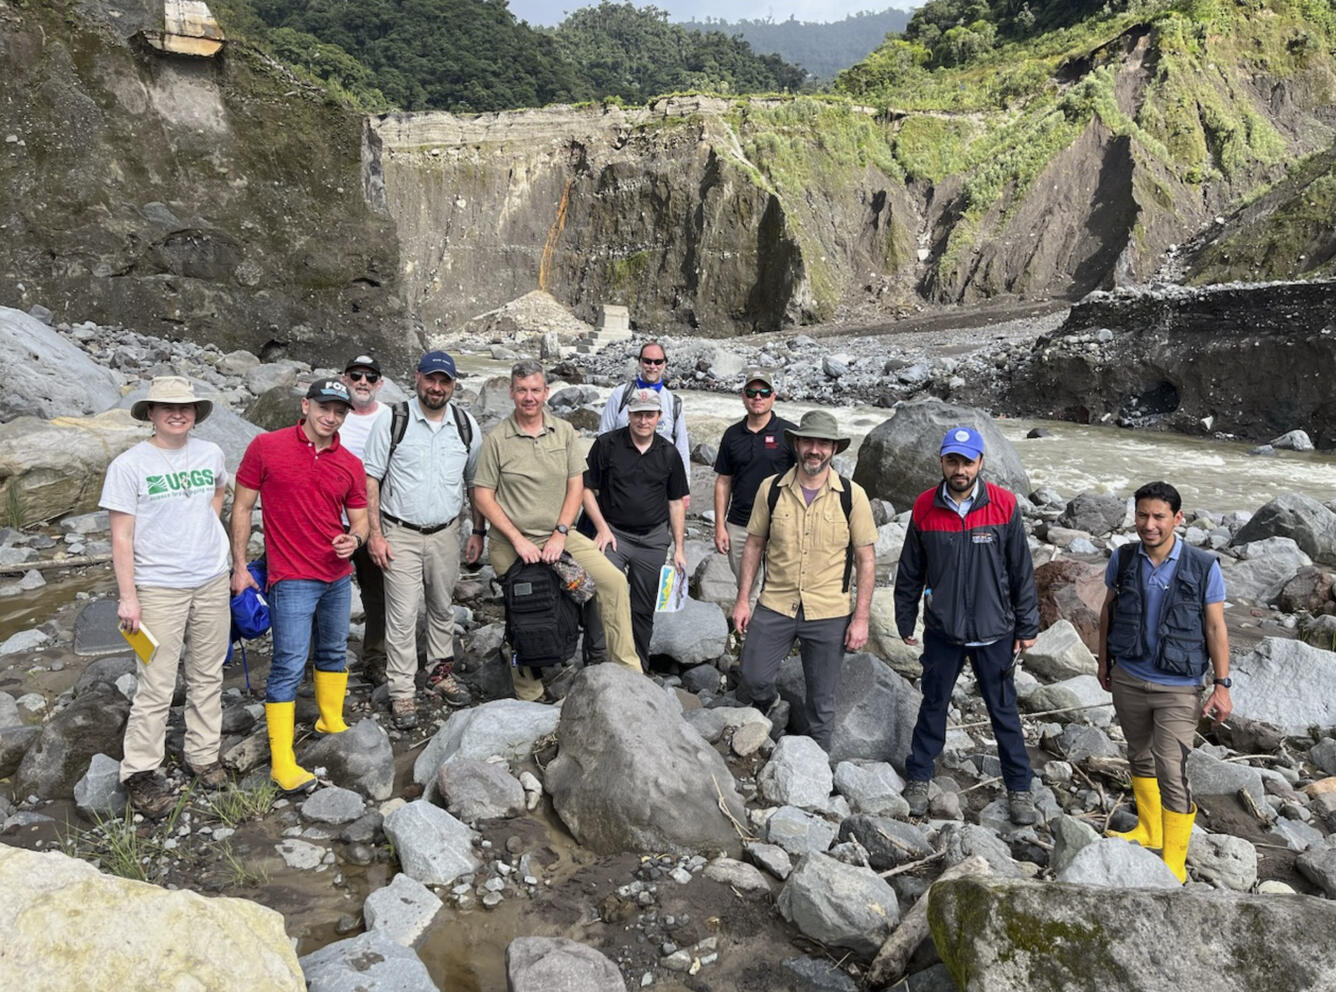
[731, 410, 877, 751]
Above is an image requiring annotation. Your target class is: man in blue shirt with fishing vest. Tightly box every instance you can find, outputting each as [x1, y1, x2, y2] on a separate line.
[1098, 480, 1233, 883]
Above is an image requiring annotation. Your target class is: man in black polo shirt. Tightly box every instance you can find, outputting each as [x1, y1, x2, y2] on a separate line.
[713, 369, 797, 600]
[582, 387, 689, 669]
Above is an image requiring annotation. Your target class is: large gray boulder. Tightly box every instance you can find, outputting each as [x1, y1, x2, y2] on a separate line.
[776, 853, 899, 956]
[1054, 838, 1181, 888]
[506, 936, 627, 992]
[757, 736, 834, 811]
[1219, 539, 1313, 605]
[1022, 619, 1097, 680]
[363, 873, 442, 948]
[0, 843, 303, 989]
[382, 800, 481, 886]
[14, 689, 130, 800]
[0, 412, 144, 525]
[1, 307, 122, 422]
[928, 876, 1336, 991]
[413, 700, 559, 790]
[299, 930, 436, 992]
[776, 652, 921, 769]
[648, 597, 728, 665]
[1232, 637, 1336, 734]
[1231, 492, 1336, 565]
[436, 757, 525, 823]
[1057, 491, 1127, 535]
[301, 719, 395, 801]
[73, 753, 129, 820]
[544, 665, 747, 857]
[852, 399, 1029, 511]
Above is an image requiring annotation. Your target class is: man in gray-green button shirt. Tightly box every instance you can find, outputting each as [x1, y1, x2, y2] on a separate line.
[362, 351, 483, 729]
[473, 359, 641, 701]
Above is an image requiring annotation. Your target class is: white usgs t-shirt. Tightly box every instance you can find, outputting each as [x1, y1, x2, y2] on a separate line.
[99, 438, 230, 587]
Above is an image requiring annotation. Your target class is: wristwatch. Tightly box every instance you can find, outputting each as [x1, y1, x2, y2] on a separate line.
[553, 523, 570, 535]
[472, 527, 487, 537]
[1213, 676, 1232, 688]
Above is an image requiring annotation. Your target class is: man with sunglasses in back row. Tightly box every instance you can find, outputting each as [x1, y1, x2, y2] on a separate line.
[713, 369, 797, 602]
[339, 355, 393, 687]
[598, 340, 691, 508]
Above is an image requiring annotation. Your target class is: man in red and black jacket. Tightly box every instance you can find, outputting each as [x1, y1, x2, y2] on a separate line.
[894, 426, 1040, 826]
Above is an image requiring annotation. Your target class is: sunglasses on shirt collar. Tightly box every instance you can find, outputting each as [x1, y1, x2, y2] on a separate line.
[346, 370, 380, 383]
[744, 387, 773, 398]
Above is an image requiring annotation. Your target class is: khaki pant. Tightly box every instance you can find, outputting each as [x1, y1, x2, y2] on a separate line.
[383, 518, 461, 701]
[727, 520, 762, 605]
[490, 531, 640, 701]
[1111, 665, 1203, 813]
[120, 572, 230, 781]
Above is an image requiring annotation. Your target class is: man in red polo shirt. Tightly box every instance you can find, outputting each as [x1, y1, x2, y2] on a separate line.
[231, 378, 368, 793]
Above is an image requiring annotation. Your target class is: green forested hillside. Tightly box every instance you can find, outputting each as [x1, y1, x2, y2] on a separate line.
[678, 9, 913, 79]
[217, 0, 806, 111]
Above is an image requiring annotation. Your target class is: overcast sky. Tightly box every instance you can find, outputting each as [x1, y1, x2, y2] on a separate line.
[507, 2, 915, 26]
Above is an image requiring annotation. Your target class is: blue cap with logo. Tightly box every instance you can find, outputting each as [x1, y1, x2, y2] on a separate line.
[940, 426, 984, 459]
[418, 350, 458, 379]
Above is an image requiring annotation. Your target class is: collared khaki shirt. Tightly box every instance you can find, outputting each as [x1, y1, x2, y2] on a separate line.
[746, 467, 877, 620]
[474, 411, 584, 543]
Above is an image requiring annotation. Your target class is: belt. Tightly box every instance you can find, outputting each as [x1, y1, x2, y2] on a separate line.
[383, 512, 455, 536]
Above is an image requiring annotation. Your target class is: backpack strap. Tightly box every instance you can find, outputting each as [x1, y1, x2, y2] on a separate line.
[617, 380, 636, 412]
[451, 402, 473, 451]
[378, 401, 410, 489]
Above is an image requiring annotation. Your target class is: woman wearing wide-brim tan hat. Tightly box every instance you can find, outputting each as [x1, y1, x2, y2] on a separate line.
[100, 376, 231, 818]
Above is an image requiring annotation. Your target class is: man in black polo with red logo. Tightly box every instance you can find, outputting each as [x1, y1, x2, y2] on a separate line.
[894, 426, 1039, 825]
[712, 369, 797, 601]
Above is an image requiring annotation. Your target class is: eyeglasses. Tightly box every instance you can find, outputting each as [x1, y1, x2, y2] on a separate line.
[639, 357, 667, 366]
[347, 371, 380, 383]
[744, 387, 773, 398]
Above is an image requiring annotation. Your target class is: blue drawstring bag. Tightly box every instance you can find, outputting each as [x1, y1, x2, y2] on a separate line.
[226, 561, 269, 689]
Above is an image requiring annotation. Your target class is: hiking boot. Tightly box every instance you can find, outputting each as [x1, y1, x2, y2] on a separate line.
[763, 697, 790, 740]
[904, 779, 931, 818]
[124, 771, 175, 820]
[362, 661, 387, 688]
[189, 761, 229, 791]
[391, 696, 418, 730]
[427, 660, 471, 707]
[1008, 789, 1038, 826]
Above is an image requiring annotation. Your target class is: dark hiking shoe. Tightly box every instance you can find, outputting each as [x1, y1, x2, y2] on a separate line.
[362, 662, 387, 687]
[427, 660, 471, 707]
[189, 761, 229, 790]
[1008, 789, 1039, 826]
[391, 696, 418, 730]
[904, 779, 931, 818]
[125, 771, 175, 820]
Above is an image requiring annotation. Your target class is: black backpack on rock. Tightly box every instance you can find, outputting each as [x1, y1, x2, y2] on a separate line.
[502, 558, 581, 669]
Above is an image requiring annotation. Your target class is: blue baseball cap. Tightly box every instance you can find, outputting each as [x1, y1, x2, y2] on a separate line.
[418, 350, 458, 378]
[940, 426, 984, 459]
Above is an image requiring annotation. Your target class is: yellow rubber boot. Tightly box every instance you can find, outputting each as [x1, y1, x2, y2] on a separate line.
[265, 701, 315, 794]
[1161, 803, 1197, 883]
[1107, 776, 1163, 849]
[313, 669, 349, 734]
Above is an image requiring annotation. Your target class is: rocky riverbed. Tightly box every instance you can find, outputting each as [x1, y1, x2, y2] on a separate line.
[6, 300, 1336, 991]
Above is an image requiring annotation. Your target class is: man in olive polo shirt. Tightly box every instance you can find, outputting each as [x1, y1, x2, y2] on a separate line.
[731, 410, 877, 751]
[473, 359, 641, 700]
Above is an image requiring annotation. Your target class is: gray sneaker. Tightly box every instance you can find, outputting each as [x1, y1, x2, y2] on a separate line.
[1008, 789, 1038, 826]
[904, 779, 930, 818]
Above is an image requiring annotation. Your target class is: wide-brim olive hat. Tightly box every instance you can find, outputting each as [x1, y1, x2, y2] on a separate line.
[129, 376, 213, 424]
[784, 409, 850, 454]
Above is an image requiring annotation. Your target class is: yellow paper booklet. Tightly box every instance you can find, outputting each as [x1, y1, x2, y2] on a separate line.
[119, 623, 159, 664]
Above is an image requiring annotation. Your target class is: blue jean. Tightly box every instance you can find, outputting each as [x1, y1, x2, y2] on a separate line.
[905, 629, 1032, 791]
[266, 576, 351, 703]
